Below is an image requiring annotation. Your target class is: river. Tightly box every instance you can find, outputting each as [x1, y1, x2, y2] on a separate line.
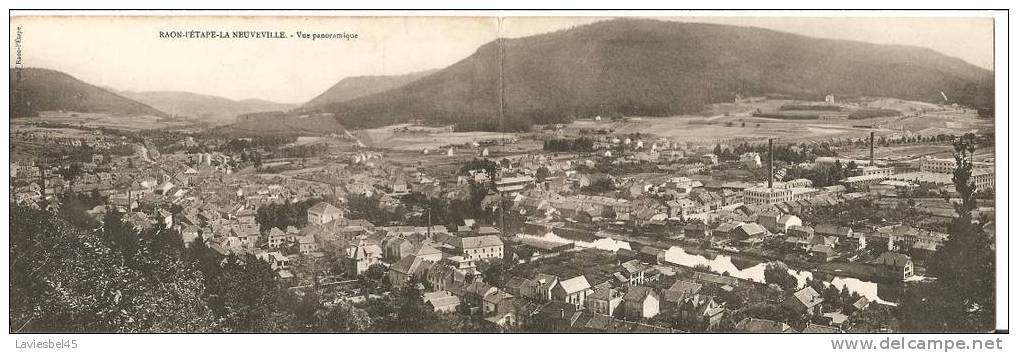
[518, 231, 902, 305]
[664, 247, 902, 305]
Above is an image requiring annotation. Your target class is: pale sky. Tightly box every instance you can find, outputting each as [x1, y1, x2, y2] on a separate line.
[9, 16, 994, 103]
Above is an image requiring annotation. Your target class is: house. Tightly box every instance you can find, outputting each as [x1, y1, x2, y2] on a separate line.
[761, 214, 802, 234]
[533, 301, 583, 331]
[307, 201, 342, 225]
[388, 255, 433, 288]
[424, 291, 461, 313]
[816, 224, 854, 244]
[809, 244, 836, 263]
[180, 225, 201, 247]
[256, 251, 290, 271]
[498, 297, 542, 330]
[622, 286, 660, 319]
[344, 240, 383, 275]
[485, 305, 518, 331]
[455, 235, 504, 260]
[516, 197, 554, 218]
[712, 220, 744, 240]
[784, 286, 824, 316]
[503, 276, 531, 297]
[850, 296, 870, 313]
[409, 243, 444, 263]
[585, 287, 624, 316]
[157, 210, 173, 229]
[786, 225, 814, 240]
[267, 227, 288, 248]
[733, 223, 768, 241]
[462, 281, 498, 310]
[230, 225, 260, 248]
[677, 294, 725, 330]
[382, 236, 416, 261]
[735, 318, 794, 333]
[617, 259, 648, 286]
[551, 275, 593, 307]
[425, 263, 466, 292]
[483, 290, 515, 315]
[875, 251, 913, 280]
[637, 246, 666, 265]
[296, 235, 318, 254]
[842, 231, 867, 251]
[528, 274, 560, 301]
[662, 279, 703, 308]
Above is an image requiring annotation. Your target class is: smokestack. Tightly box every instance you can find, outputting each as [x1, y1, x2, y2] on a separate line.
[869, 131, 876, 166]
[768, 138, 774, 189]
[39, 163, 47, 202]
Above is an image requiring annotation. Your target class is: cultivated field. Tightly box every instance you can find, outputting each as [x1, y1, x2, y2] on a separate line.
[12, 111, 195, 130]
[563, 98, 993, 146]
[354, 124, 520, 151]
[216, 116, 348, 136]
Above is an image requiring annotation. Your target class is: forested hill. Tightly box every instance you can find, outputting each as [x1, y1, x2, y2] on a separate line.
[302, 69, 439, 110]
[10, 68, 167, 118]
[319, 19, 994, 131]
[118, 90, 296, 123]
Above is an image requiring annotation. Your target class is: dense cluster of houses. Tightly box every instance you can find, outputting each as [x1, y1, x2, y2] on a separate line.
[13, 122, 984, 334]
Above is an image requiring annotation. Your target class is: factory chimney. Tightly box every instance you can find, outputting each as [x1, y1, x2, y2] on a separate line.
[768, 138, 774, 189]
[870, 131, 875, 166]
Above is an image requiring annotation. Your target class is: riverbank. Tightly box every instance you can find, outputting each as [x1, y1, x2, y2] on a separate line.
[591, 228, 896, 284]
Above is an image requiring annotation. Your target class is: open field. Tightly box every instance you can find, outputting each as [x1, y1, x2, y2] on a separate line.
[11, 111, 195, 130]
[354, 124, 520, 151]
[10, 125, 98, 138]
[569, 114, 875, 145]
[215, 116, 347, 136]
[841, 144, 995, 163]
[562, 99, 993, 146]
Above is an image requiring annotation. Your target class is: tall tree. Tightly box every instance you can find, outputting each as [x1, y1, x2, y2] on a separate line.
[899, 133, 995, 332]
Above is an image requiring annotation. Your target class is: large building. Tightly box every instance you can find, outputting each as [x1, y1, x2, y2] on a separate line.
[919, 157, 993, 174]
[854, 166, 894, 177]
[307, 202, 342, 225]
[743, 187, 793, 205]
[495, 175, 535, 194]
[840, 174, 888, 189]
[887, 169, 994, 191]
[454, 235, 504, 261]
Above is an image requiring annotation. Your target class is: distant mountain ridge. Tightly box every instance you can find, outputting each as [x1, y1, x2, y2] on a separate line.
[316, 19, 994, 131]
[117, 90, 296, 123]
[302, 69, 439, 110]
[10, 68, 167, 118]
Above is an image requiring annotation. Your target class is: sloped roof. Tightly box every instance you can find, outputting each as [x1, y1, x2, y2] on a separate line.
[308, 201, 341, 215]
[623, 286, 657, 302]
[816, 223, 852, 236]
[620, 259, 646, 275]
[587, 287, 619, 301]
[460, 235, 503, 249]
[268, 227, 286, 237]
[875, 251, 912, 267]
[483, 290, 515, 304]
[664, 280, 703, 303]
[557, 276, 591, 294]
[791, 286, 824, 309]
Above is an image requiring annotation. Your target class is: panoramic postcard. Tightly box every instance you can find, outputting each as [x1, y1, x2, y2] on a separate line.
[8, 15, 997, 334]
